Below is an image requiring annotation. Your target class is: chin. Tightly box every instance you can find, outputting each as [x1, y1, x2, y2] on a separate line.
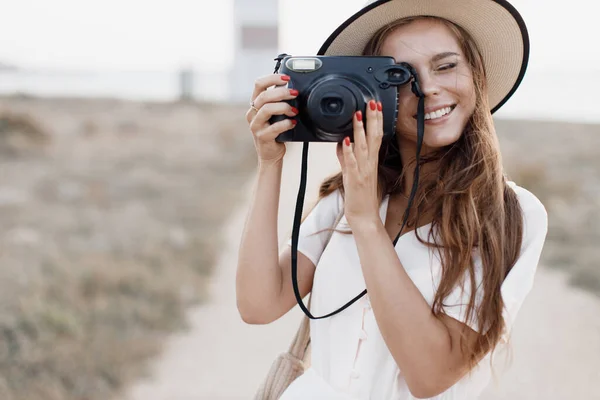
[422, 132, 461, 148]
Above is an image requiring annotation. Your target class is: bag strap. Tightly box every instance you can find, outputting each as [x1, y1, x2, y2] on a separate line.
[288, 296, 311, 358]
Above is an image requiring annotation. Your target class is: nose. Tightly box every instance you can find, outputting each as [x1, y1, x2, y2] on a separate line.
[416, 70, 440, 97]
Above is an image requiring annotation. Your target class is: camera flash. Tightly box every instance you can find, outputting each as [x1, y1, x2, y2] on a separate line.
[286, 57, 323, 72]
[293, 59, 316, 70]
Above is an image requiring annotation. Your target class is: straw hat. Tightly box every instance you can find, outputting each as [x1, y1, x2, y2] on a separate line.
[317, 0, 529, 113]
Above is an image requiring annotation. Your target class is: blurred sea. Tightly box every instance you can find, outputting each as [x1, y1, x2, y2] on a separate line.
[0, 68, 598, 124]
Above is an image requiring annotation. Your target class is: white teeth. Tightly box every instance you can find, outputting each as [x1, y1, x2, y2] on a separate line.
[424, 106, 452, 121]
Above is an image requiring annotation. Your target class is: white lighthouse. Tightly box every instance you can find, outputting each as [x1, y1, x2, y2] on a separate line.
[230, 0, 280, 102]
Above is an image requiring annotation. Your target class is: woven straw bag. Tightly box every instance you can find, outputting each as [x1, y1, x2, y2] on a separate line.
[252, 298, 312, 400]
[254, 209, 342, 400]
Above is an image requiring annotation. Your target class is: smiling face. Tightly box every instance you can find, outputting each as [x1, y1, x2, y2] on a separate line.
[380, 18, 477, 152]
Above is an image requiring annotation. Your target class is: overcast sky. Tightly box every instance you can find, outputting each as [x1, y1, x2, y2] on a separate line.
[0, 0, 596, 72]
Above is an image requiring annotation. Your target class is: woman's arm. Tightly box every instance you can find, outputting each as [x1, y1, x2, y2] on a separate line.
[236, 160, 316, 325]
[337, 100, 480, 398]
[237, 73, 316, 325]
[236, 160, 285, 323]
[352, 219, 479, 398]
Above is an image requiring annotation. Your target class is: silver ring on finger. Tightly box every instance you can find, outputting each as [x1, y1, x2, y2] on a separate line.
[250, 100, 259, 113]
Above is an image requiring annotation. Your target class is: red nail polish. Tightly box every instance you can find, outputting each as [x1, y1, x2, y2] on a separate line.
[344, 137, 350, 146]
[377, 102, 382, 112]
[370, 100, 376, 111]
[281, 75, 290, 82]
[291, 107, 299, 114]
[356, 111, 363, 121]
[291, 119, 297, 126]
[289, 89, 299, 96]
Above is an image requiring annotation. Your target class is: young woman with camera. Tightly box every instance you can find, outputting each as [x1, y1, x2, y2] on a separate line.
[237, 1, 547, 399]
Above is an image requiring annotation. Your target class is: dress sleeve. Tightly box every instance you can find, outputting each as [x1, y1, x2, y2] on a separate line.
[286, 188, 343, 267]
[441, 184, 548, 342]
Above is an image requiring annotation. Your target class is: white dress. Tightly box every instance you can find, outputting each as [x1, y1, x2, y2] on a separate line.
[281, 181, 548, 400]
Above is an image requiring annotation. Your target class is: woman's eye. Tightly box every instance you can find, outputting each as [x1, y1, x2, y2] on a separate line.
[437, 63, 457, 71]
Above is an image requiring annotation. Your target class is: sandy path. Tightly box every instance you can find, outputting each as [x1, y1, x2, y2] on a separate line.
[122, 143, 600, 400]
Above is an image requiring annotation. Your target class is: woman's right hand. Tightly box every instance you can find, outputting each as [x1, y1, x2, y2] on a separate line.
[246, 74, 299, 165]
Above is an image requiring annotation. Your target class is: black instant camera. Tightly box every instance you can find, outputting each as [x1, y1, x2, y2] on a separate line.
[271, 55, 419, 143]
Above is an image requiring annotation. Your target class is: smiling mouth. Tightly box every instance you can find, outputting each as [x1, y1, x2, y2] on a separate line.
[413, 105, 457, 121]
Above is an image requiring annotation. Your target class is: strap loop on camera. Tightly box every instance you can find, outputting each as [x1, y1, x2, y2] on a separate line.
[274, 53, 289, 74]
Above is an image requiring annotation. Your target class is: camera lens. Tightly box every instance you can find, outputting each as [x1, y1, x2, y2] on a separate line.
[322, 97, 344, 115]
[305, 77, 373, 142]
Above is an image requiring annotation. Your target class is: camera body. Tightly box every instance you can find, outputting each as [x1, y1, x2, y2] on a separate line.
[271, 55, 415, 143]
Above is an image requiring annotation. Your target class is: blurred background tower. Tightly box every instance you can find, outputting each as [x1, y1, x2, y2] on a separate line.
[179, 67, 195, 101]
[230, 0, 280, 102]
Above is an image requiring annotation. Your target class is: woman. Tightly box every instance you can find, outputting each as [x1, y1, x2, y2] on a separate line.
[237, 0, 548, 398]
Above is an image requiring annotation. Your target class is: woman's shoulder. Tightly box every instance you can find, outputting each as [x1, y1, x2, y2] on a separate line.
[506, 180, 548, 239]
[317, 187, 344, 210]
[304, 187, 344, 221]
[506, 180, 547, 216]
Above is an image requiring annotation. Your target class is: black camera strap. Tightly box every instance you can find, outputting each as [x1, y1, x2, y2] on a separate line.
[279, 57, 426, 320]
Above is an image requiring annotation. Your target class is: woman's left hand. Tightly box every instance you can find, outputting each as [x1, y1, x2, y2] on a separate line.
[337, 99, 384, 227]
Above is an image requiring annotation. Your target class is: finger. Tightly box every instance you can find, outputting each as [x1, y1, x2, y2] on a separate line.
[251, 74, 291, 103]
[249, 102, 298, 132]
[365, 99, 378, 153]
[352, 108, 368, 169]
[253, 85, 298, 110]
[367, 101, 384, 164]
[377, 101, 384, 141]
[254, 118, 297, 143]
[342, 136, 357, 176]
[336, 142, 345, 173]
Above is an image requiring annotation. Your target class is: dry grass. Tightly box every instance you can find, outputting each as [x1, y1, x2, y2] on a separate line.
[0, 97, 256, 400]
[0, 110, 50, 156]
[496, 118, 600, 296]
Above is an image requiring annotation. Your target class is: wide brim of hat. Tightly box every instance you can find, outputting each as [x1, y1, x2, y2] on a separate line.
[318, 0, 529, 113]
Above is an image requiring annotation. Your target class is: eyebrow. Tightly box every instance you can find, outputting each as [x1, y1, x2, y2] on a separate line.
[432, 52, 460, 62]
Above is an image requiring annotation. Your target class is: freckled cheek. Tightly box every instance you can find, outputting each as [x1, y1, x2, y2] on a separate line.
[456, 88, 477, 121]
[442, 75, 475, 103]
